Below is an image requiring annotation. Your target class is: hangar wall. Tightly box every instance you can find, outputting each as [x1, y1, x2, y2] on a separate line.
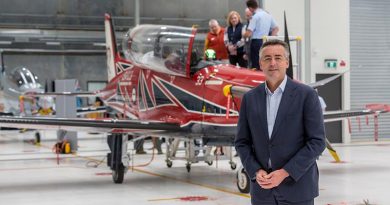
[0, 0, 244, 29]
[0, 0, 245, 105]
[311, 0, 351, 143]
[2, 54, 106, 93]
[265, 0, 390, 142]
[1, 0, 389, 141]
[350, 0, 390, 141]
[264, 0, 351, 142]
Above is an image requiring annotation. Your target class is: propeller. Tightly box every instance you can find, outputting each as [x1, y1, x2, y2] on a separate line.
[325, 138, 341, 163]
[284, 11, 294, 79]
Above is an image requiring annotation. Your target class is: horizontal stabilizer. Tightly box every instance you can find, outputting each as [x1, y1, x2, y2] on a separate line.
[0, 116, 181, 134]
[324, 104, 389, 123]
[308, 71, 347, 89]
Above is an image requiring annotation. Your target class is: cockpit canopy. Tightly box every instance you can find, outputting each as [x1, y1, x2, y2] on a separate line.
[8, 67, 42, 90]
[122, 25, 206, 77]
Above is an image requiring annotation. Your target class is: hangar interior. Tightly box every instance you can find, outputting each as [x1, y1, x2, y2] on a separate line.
[0, 0, 390, 204]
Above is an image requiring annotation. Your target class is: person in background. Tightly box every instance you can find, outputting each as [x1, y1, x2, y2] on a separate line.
[316, 89, 327, 112]
[243, 0, 279, 70]
[224, 11, 247, 68]
[318, 96, 327, 112]
[235, 40, 325, 204]
[150, 137, 163, 155]
[204, 19, 229, 63]
[134, 137, 147, 154]
[87, 97, 104, 118]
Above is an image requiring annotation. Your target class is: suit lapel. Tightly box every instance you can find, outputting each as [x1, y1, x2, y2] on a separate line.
[270, 78, 297, 140]
[254, 84, 269, 139]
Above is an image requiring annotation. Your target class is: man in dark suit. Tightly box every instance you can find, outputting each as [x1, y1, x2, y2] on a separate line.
[235, 39, 325, 205]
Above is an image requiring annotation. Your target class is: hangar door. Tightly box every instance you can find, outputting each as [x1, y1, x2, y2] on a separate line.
[350, 0, 390, 140]
[316, 74, 342, 143]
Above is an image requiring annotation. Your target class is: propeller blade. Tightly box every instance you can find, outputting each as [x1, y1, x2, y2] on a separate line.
[284, 11, 293, 79]
[325, 138, 341, 163]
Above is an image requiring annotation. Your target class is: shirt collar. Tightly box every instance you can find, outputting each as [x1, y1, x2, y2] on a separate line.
[253, 8, 261, 14]
[265, 75, 288, 95]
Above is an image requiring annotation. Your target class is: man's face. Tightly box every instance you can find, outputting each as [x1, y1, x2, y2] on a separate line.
[245, 10, 253, 21]
[260, 45, 289, 83]
[209, 24, 220, 34]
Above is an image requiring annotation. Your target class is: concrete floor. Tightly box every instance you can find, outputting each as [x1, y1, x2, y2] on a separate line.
[0, 130, 389, 205]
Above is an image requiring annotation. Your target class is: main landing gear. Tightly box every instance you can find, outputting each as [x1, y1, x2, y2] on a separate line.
[165, 138, 237, 172]
[107, 133, 130, 184]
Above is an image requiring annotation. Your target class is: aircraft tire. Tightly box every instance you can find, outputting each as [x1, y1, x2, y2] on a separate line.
[166, 160, 173, 168]
[111, 134, 125, 184]
[236, 166, 250, 193]
[34, 132, 41, 145]
[112, 165, 125, 184]
[230, 162, 237, 170]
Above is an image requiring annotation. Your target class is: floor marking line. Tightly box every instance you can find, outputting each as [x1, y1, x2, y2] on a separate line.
[132, 168, 250, 198]
[4, 136, 250, 199]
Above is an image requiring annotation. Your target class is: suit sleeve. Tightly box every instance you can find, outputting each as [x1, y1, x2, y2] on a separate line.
[283, 89, 326, 182]
[235, 94, 262, 179]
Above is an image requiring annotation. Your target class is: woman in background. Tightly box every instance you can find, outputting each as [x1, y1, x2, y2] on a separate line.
[224, 11, 247, 68]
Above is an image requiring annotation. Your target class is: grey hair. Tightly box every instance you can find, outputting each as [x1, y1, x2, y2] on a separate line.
[259, 39, 290, 60]
[245, 8, 252, 15]
[208, 19, 219, 27]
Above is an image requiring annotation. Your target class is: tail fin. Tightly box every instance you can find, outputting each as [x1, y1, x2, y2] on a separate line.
[104, 13, 119, 81]
[284, 11, 294, 79]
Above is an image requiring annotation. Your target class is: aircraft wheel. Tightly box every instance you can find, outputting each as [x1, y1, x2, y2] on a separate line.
[34, 132, 41, 145]
[236, 167, 250, 193]
[230, 161, 237, 170]
[111, 134, 125, 184]
[112, 165, 125, 184]
[206, 161, 213, 166]
[166, 160, 173, 168]
[186, 163, 191, 172]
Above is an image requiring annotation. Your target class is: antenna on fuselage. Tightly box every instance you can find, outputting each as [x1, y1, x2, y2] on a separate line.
[1, 51, 4, 74]
[0, 51, 4, 90]
[284, 11, 294, 79]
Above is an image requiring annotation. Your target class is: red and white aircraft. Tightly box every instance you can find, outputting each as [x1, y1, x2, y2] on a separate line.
[0, 14, 389, 193]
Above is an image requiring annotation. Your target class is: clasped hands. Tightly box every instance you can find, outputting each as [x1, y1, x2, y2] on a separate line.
[256, 168, 289, 189]
[227, 44, 237, 55]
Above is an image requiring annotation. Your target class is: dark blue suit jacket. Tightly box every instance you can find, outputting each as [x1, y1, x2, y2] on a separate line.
[235, 77, 326, 203]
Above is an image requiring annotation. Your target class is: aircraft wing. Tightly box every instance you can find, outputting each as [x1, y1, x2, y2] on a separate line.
[26, 91, 98, 97]
[307, 72, 346, 89]
[0, 116, 181, 134]
[324, 104, 390, 123]
[322, 104, 389, 162]
[224, 80, 389, 162]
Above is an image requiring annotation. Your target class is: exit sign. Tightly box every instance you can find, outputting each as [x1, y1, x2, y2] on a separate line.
[324, 59, 337, 69]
